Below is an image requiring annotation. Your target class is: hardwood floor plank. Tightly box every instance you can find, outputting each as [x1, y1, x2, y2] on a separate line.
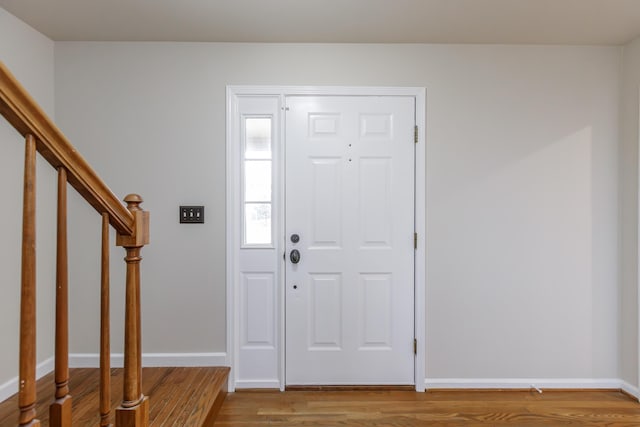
[184, 369, 226, 427]
[145, 366, 185, 425]
[201, 369, 229, 427]
[216, 390, 640, 427]
[167, 367, 216, 426]
[149, 367, 204, 425]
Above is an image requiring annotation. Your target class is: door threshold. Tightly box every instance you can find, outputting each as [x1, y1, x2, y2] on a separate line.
[286, 385, 415, 391]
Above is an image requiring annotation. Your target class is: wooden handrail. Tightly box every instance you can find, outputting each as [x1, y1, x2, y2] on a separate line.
[0, 61, 134, 236]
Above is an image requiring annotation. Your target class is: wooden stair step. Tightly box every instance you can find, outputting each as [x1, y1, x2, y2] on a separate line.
[0, 366, 230, 427]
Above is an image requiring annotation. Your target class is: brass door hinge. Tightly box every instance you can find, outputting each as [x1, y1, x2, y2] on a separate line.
[414, 125, 418, 144]
[413, 338, 417, 355]
[414, 232, 417, 249]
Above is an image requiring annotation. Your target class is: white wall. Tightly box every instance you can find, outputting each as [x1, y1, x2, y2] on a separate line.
[0, 8, 56, 399]
[54, 42, 620, 381]
[620, 36, 640, 389]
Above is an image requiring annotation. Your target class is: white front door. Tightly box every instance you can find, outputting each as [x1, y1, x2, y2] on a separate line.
[285, 96, 415, 385]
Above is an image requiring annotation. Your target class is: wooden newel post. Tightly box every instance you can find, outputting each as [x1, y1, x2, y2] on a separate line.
[115, 194, 149, 427]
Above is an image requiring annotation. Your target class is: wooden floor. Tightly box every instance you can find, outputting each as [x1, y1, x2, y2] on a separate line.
[216, 389, 640, 426]
[0, 366, 229, 427]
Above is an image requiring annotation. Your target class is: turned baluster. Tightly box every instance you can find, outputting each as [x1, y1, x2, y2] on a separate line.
[101, 213, 113, 427]
[19, 134, 40, 427]
[116, 194, 149, 427]
[50, 167, 72, 426]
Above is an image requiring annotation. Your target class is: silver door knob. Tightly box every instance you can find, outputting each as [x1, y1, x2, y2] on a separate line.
[290, 249, 301, 264]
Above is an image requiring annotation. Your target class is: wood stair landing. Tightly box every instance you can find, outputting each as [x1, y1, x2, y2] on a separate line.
[0, 366, 229, 427]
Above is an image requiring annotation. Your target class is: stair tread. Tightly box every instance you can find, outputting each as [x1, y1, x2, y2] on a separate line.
[0, 366, 229, 427]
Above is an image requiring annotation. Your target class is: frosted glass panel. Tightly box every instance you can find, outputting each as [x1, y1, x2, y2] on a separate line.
[245, 160, 271, 202]
[246, 118, 272, 159]
[245, 203, 272, 245]
[243, 117, 272, 246]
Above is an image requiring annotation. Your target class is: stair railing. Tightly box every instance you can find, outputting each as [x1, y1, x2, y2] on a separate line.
[0, 60, 150, 427]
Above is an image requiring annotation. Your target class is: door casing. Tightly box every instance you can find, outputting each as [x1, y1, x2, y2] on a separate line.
[226, 86, 426, 391]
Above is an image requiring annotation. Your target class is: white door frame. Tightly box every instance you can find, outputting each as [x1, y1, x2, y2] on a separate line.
[637, 86, 640, 401]
[226, 85, 426, 391]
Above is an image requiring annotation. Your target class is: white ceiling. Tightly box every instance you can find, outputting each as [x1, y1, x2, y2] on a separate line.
[1, 0, 640, 45]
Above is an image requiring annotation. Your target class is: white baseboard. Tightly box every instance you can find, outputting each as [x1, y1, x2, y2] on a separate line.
[2, 367, 635, 403]
[621, 380, 640, 401]
[0, 357, 54, 403]
[425, 378, 624, 390]
[234, 379, 281, 390]
[69, 352, 227, 368]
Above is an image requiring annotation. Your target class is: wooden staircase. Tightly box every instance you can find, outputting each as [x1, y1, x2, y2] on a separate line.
[0, 367, 230, 426]
[0, 61, 229, 426]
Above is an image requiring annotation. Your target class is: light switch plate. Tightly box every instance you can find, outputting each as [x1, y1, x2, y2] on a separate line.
[180, 206, 204, 224]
